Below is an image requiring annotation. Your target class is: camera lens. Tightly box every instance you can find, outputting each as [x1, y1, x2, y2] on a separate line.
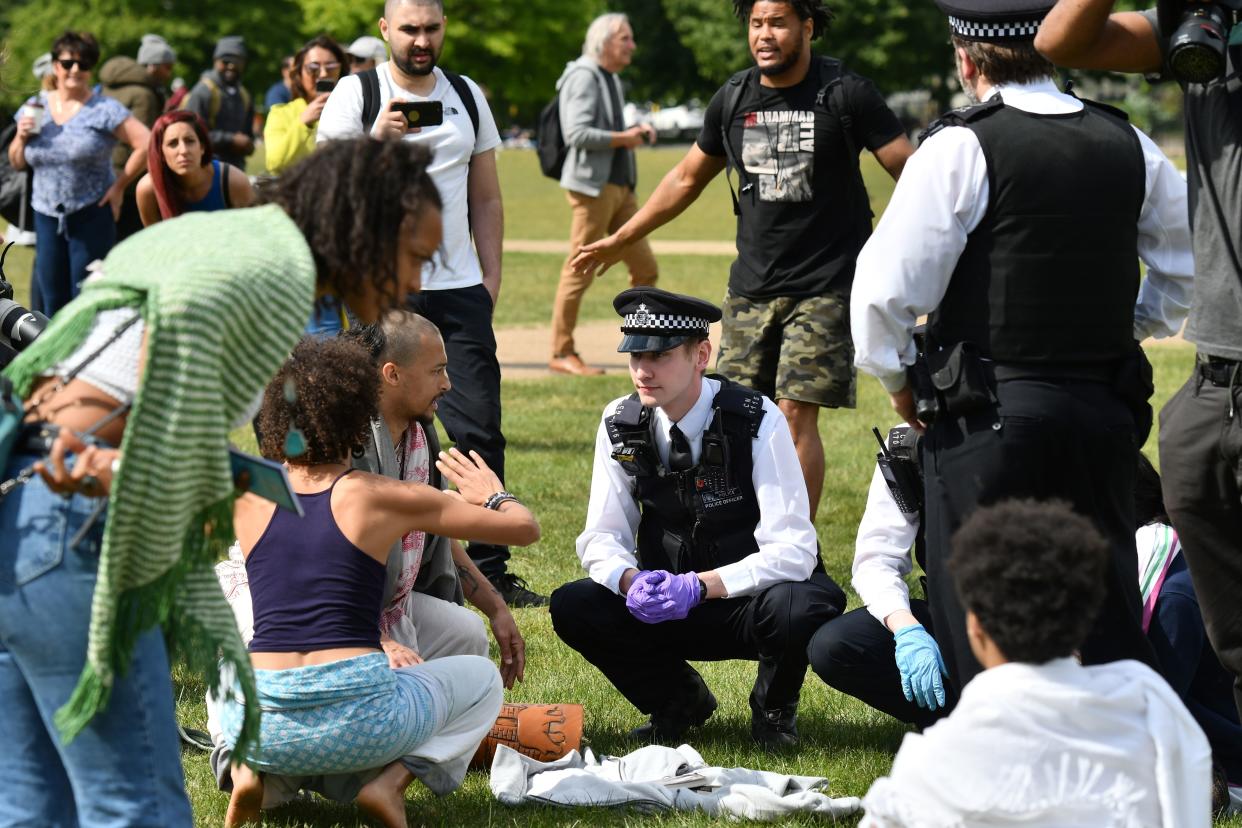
[1168, 5, 1230, 84]
[0, 299, 49, 351]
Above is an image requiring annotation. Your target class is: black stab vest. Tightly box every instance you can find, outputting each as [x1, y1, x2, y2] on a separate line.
[606, 377, 769, 574]
[926, 97, 1146, 362]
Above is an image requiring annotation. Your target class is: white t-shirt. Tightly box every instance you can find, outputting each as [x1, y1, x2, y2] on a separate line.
[316, 63, 502, 291]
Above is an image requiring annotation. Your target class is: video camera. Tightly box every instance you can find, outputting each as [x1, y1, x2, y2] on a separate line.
[873, 425, 923, 514]
[0, 242, 48, 368]
[1157, 0, 1242, 84]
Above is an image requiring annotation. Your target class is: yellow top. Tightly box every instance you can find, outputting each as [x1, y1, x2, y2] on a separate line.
[263, 98, 317, 174]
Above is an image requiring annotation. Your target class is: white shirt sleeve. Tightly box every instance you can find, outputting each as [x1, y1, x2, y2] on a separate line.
[852, 465, 919, 625]
[574, 409, 642, 594]
[315, 72, 366, 143]
[850, 125, 990, 393]
[712, 400, 819, 597]
[461, 76, 502, 156]
[1131, 126, 1195, 340]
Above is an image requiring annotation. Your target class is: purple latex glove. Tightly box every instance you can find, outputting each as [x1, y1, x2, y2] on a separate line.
[625, 569, 701, 624]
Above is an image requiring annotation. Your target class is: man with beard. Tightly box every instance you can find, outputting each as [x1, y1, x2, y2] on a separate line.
[184, 36, 254, 171]
[571, 0, 912, 523]
[850, 0, 1194, 690]
[318, 0, 543, 607]
[207, 310, 527, 805]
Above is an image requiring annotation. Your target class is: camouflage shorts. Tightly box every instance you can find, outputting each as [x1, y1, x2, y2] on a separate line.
[716, 289, 856, 408]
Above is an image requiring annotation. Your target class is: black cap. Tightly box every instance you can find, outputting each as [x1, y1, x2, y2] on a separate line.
[935, 0, 1053, 42]
[613, 287, 721, 353]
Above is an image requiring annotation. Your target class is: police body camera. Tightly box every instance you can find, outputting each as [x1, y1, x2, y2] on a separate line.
[873, 425, 923, 514]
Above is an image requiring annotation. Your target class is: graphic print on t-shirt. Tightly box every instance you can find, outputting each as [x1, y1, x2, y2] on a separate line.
[740, 110, 815, 202]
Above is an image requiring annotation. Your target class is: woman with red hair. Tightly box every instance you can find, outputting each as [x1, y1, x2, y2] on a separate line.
[135, 110, 253, 225]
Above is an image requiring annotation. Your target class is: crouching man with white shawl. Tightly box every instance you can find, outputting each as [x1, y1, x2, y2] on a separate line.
[861, 499, 1211, 827]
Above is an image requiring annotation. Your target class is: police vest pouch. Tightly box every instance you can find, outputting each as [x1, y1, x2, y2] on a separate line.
[929, 342, 993, 419]
[1113, 345, 1155, 446]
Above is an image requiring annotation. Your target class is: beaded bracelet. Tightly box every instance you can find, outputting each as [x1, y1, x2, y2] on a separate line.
[484, 491, 520, 511]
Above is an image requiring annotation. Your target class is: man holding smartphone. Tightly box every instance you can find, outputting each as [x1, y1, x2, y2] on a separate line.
[318, 0, 546, 607]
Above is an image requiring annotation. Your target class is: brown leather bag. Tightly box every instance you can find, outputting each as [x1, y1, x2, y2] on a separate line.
[470, 703, 584, 769]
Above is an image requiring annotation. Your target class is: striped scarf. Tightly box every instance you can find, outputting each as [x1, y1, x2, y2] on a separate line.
[1137, 522, 1181, 634]
[379, 421, 429, 635]
[3, 206, 315, 755]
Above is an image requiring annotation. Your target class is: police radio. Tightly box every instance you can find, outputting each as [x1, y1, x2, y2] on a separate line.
[873, 426, 923, 514]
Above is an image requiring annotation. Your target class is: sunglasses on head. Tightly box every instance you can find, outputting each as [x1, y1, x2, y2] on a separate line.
[56, 58, 94, 71]
[304, 62, 341, 75]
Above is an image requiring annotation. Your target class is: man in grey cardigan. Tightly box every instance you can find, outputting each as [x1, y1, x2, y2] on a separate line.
[550, 12, 658, 377]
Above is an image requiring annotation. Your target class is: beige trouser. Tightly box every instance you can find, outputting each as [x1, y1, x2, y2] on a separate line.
[552, 183, 658, 358]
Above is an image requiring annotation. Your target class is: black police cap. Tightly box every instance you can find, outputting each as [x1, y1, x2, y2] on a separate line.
[935, 0, 1054, 42]
[613, 287, 722, 354]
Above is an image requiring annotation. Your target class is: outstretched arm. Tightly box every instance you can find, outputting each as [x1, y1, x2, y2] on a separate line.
[1035, 0, 1163, 73]
[570, 145, 726, 278]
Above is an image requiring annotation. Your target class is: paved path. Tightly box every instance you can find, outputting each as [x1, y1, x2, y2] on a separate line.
[497, 321, 723, 380]
[505, 239, 735, 256]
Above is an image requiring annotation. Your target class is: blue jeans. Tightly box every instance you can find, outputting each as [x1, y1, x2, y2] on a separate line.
[0, 452, 192, 827]
[33, 203, 116, 318]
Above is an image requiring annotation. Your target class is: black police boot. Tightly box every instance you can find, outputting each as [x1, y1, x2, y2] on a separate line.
[629, 687, 718, 744]
[489, 572, 549, 608]
[750, 701, 799, 750]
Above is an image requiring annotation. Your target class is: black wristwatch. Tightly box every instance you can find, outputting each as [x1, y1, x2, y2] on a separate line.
[698, 576, 708, 602]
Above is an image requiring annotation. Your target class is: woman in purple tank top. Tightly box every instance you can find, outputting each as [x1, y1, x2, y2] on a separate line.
[219, 337, 539, 827]
[135, 110, 254, 226]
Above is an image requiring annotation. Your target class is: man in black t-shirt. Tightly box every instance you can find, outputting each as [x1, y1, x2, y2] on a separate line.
[572, 0, 912, 520]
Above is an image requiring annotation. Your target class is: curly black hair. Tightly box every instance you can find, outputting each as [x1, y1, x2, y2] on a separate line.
[732, 0, 834, 39]
[51, 30, 101, 69]
[949, 499, 1108, 664]
[257, 337, 380, 465]
[257, 138, 442, 319]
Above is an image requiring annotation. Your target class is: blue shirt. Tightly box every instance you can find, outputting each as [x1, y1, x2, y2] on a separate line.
[23, 93, 130, 216]
[264, 81, 292, 110]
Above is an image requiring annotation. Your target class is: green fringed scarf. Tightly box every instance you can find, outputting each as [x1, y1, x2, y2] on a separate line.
[3, 205, 316, 757]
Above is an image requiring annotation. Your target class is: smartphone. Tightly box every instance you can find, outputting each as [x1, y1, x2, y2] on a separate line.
[392, 100, 443, 128]
[228, 447, 304, 517]
[314, 78, 336, 94]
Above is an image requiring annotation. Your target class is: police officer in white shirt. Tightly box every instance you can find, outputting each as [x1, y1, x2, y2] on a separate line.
[850, 0, 1194, 689]
[808, 423, 956, 730]
[550, 288, 846, 748]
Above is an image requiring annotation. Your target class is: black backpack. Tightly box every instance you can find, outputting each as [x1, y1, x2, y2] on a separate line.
[0, 120, 34, 230]
[537, 65, 607, 180]
[357, 67, 480, 138]
[717, 56, 866, 219]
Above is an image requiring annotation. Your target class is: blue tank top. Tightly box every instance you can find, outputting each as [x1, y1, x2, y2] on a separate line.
[246, 470, 386, 653]
[183, 159, 229, 214]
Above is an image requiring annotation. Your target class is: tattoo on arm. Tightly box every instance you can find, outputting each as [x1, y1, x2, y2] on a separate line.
[456, 564, 481, 596]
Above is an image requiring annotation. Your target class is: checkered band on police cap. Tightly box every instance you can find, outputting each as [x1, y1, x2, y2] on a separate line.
[613, 287, 722, 336]
[935, 0, 1054, 42]
[622, 307, 711, 334]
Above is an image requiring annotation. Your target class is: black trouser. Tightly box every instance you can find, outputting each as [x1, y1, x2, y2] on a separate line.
[924, 378, 1157, 687]
[806, 599, 955, 729]
[550, 573, 845, 716]
[1159, 362, 1242, 723]
[114, 188, 143, 242]
[406, 284, 509, 577]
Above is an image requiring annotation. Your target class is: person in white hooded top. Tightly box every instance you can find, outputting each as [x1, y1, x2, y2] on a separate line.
[861, 499, 1211, 828]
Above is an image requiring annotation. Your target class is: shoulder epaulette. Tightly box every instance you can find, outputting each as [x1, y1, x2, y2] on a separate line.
[918, 97, 1004, 144]
[709, 378, 766, 438]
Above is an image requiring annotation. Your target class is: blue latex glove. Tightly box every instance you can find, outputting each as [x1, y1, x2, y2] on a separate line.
[893, 623, 948, 710]
[625, 570, 702, 624]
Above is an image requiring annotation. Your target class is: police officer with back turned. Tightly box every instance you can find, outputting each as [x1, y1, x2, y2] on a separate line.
[850, 0, 1195, 689]
[550, 287, 845, 748]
